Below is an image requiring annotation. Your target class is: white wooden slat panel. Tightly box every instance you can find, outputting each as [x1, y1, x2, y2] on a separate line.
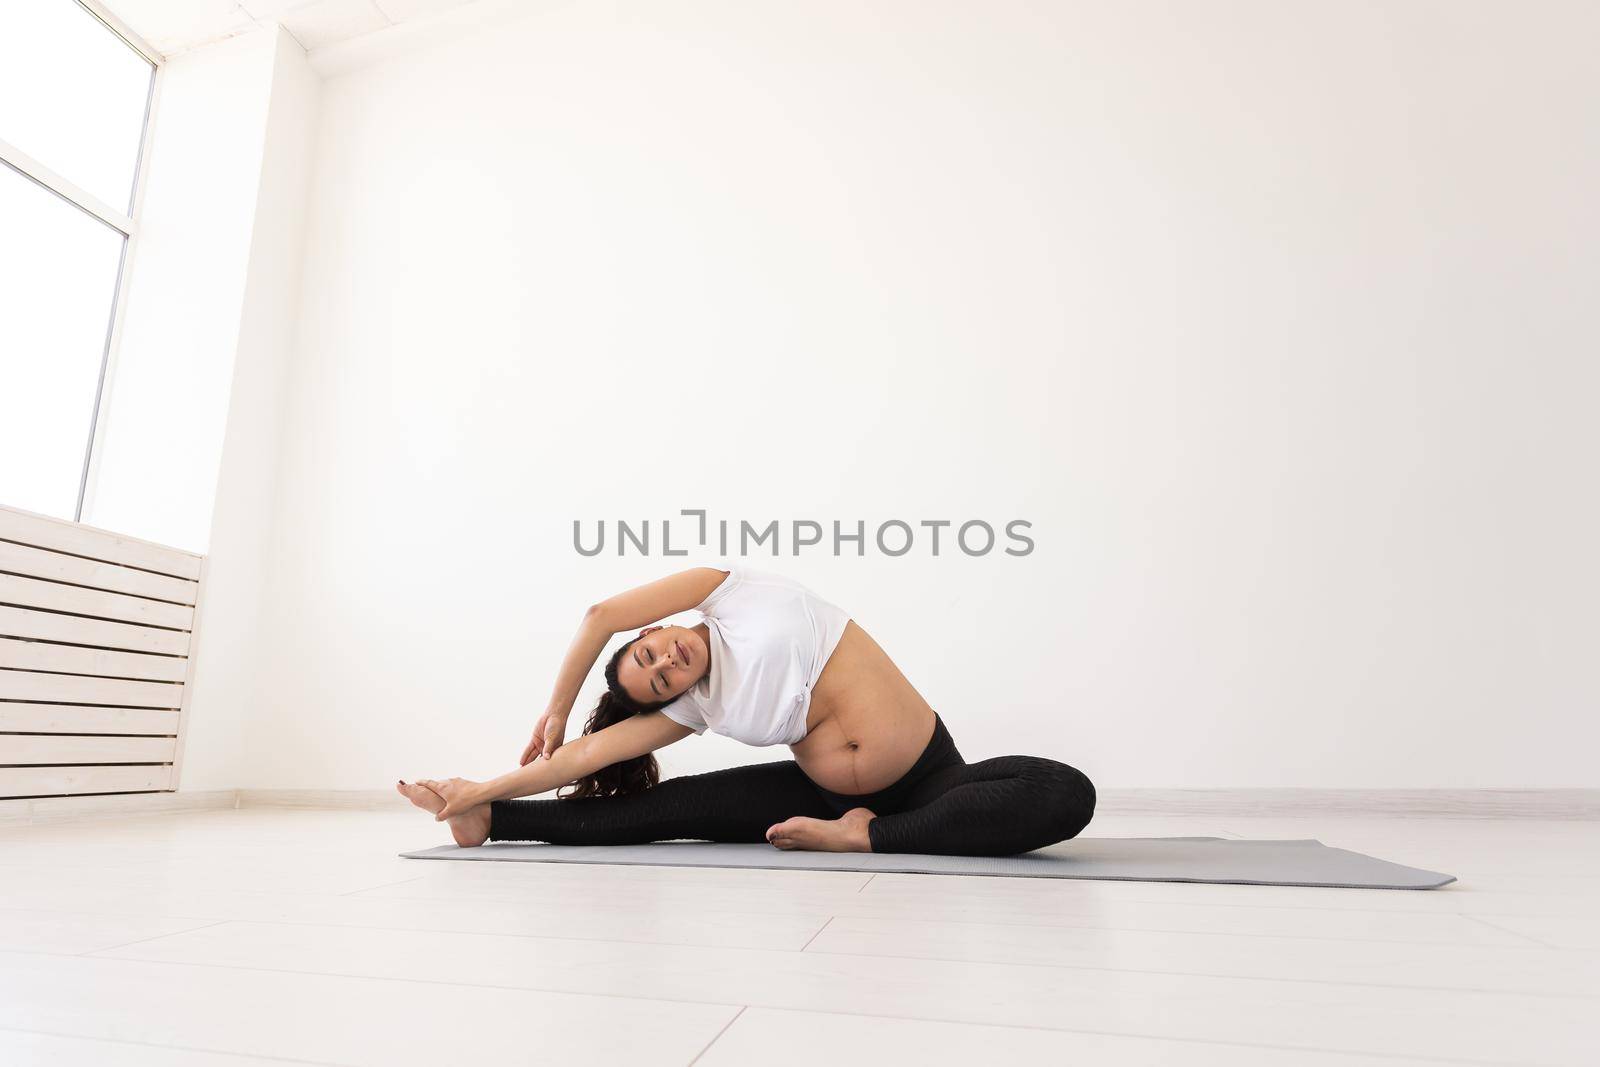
[0, 671, 183, 709]
[0, 540, 196, 605]
[0, 573, 193, 630]
[0, 604, 190, 656]
[1, 735, 177, 764]
[0, 703, 179, 735]
[0, 636, 187, 682]
[0, 764, 172, 796]
[0, 506, 200, 800]
[0, 505, 201, 580]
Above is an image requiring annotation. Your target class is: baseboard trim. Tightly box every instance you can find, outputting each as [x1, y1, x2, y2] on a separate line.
[0, 788, 405, 826]
[1097, 788, 1600, 820]
[235, 789, 410, 811]
[4, 787, 1596, 827]
[0, 789, 238, 827]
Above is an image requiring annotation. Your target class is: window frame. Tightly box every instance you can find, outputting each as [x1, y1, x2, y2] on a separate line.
[0, 0, 163, 522]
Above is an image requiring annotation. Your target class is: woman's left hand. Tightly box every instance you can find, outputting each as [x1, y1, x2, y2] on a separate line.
[416, 777, 485, 822]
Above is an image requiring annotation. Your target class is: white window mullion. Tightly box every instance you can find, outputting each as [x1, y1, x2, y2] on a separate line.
[0, 136, 135, 236]
[73, 0, 162, 68]
[76, 60, 165, 524]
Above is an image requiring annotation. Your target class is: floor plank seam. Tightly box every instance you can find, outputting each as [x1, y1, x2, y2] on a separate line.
[1461, 913, 1561, 949]
[218, 915, 851, 956]
[236, 885, 1566, 951]
[11, 901, 1559, 955]
[791, 945, 1600, 1000]
[336, 875, 426, 897]
[822, 916, 1566, 952]
[686, 1005, 747, 1066]
[58, 922, 1595, 1003]
[76, 919, 230, 957]
[669, 1006, 1497, 1067]
[15, 948, 754, 1013]
[0, 1023, 344, 1066]
[799, 916, 834, 951]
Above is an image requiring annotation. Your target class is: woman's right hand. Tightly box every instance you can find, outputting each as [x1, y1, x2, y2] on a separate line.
[520, 709, 567, 765]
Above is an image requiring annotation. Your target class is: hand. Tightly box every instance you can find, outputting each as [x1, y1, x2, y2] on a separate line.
[417, 777, 485, 822]
[520, 709, 568, 765]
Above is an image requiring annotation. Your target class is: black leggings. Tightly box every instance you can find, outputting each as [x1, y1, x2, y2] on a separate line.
[487, 715, 1096, 856]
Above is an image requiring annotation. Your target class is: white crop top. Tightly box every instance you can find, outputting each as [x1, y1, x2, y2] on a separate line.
[659, 566, 852, 747]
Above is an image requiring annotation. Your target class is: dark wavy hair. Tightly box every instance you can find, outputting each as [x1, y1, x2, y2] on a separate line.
[558, 636, 674, 799]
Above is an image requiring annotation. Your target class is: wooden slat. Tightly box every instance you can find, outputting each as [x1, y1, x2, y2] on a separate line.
[0, 572, 193, 630]
[0, 604, 190, 656]
[0, 636, 187, 682]
[0, 504, 201, 580]
[0, 671, 183, 709]
[0, 703, 179, 734]
[1, 735, 176, 764]
[0, 539, 197, 605]
[0, 764, 172, 797]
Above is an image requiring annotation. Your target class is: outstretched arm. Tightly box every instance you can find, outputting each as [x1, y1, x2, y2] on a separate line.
[525, 608, 616, 762]
[442, 711, 694, 819]
[525, 567, 728, 762]
[589, 566, 729, 633]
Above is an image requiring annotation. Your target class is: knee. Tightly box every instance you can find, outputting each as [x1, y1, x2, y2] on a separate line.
[1022, 758, 1096, 841]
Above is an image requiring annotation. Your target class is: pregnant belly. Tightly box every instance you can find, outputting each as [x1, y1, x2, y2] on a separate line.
[789, 621, 939, 795]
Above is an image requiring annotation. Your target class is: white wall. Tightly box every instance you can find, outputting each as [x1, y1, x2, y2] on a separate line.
[220, 0, 1597, 791]
[178, 28, 321, 791]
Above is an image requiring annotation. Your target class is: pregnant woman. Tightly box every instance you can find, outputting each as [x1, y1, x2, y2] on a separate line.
[398, 566, 1095, 855]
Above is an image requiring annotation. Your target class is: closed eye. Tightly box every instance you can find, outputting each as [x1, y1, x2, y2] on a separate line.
[634, 646, 661, 696]
[644, 645, 668, 693]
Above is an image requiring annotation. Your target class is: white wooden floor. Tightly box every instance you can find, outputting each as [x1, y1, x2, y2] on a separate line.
[1, 808, 1596, 1066]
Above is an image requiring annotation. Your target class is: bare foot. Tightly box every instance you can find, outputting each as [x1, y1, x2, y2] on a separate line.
[396, 780, 491, 848]
[765, 807, 876, 852]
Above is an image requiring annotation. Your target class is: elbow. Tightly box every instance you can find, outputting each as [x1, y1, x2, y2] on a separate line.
[550, 742, 601, 793]
[554, 734, 596, 783]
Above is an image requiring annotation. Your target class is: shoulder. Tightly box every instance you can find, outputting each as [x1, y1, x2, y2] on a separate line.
[697, 566, 832, 617]
[694, 566, 742, 614]
[699, 566, 806, 612]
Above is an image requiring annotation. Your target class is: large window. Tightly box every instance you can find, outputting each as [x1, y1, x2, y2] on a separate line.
[0, 1, 158, 521]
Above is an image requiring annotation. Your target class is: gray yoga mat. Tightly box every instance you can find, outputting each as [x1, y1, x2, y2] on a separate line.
[399, 836, 1456, 890]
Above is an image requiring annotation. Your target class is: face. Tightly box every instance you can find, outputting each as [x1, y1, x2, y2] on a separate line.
[617, 625, 708, 705]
